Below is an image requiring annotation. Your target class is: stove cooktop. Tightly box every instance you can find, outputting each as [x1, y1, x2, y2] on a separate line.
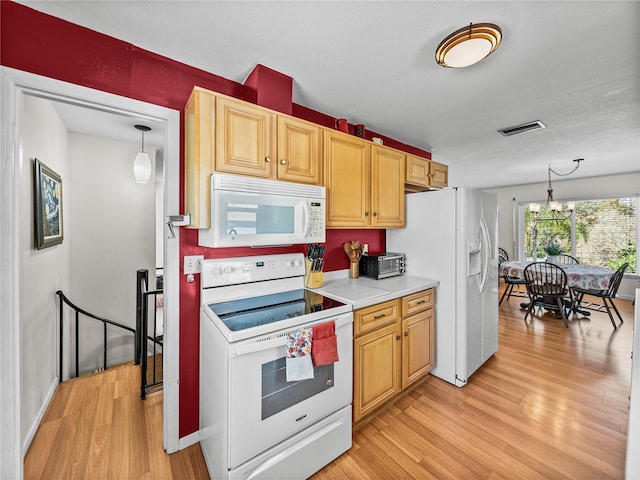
[208, 289, 346, 332]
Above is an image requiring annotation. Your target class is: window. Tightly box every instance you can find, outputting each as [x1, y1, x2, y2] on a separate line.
[521, 196, 637, 273]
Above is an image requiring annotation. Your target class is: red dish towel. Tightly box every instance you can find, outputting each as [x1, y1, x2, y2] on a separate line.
[312, 320, 339, 366]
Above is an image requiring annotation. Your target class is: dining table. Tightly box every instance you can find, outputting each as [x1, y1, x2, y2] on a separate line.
[499, 260, 615, 317]
[499, 260, 614, 291]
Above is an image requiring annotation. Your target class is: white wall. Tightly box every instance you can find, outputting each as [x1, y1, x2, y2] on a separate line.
[20, 96, 158, 451]
[69, 133, 157, 370]
[486, 172, 640, 298]
[21, 95, 71, 448]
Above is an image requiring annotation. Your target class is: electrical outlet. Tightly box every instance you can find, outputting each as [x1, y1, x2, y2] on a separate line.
[184, 255, 204, 274]
[363, 244, 369, 254]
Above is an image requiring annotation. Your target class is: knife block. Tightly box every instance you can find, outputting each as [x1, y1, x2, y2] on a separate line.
[304, 258, 324, 288]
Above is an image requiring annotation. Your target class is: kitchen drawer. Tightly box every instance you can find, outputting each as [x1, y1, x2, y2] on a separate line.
[401, 289, 434, 317]
[354, 299, 400, 336]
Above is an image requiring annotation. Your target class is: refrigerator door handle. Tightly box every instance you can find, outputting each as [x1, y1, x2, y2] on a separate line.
[479, 218, 491, 293]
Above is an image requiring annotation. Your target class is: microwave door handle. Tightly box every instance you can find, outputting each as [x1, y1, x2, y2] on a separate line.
[301, 201, 311, 238]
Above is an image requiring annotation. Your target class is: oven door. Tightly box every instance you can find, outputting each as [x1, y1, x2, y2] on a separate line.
[227, 312, 353, 469]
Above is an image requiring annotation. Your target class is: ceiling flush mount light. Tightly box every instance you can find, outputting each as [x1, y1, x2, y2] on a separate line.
[133, 124, 152, 184]
[435, 22, 502, 68]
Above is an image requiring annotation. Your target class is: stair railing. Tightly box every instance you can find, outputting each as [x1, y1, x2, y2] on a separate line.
[137, 269, 163, 400]
[56, 290, 136, 380]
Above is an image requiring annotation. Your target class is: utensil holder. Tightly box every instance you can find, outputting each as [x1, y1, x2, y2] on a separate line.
[349, 262, 359, 279]
[304, 258, 324, 288]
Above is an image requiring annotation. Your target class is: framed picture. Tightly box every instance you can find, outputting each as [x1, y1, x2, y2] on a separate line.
[34, 158, 63, 249]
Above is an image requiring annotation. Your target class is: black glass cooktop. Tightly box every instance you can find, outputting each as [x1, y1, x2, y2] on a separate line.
[208, 289, 345, 332]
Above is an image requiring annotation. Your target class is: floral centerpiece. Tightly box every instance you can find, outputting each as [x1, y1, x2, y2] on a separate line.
[543, 241, 564, 263]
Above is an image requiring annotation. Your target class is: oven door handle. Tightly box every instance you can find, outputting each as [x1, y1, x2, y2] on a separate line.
[233, 314, 353, 356]
[234, 335, 288, 356]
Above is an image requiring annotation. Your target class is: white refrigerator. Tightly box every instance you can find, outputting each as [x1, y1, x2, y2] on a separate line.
[387, 187, 499, 387]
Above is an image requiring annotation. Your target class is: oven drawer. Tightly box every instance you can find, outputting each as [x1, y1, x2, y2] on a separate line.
[227, 312, 353, 469]
[230, 405, 351, 480]
[354, 299, 400, 336]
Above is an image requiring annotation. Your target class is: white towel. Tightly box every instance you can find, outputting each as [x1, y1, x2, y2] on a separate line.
[285, 327, 314, 382]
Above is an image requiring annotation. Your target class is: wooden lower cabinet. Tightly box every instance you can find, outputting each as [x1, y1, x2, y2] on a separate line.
[401, 309, 434, 389]
[353, 289, 435, 425]
[353, 322, 401, 423]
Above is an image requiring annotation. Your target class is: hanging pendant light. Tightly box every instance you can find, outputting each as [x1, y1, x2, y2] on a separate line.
[435, 23, 502, 68]
[133, 124, 152, 184]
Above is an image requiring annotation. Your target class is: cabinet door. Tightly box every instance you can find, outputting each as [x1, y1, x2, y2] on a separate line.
[277, 116, 322, 185]
[401, 310, 434, 390]
[353, 322, 401, 423]
[324, 130, 370, 227]
[185, 87, 216, 229]
[405, 154, 430, 188]
[215, 97, 277, 178]
[371, 145, 405, 228]
[429, 160, 449, 188]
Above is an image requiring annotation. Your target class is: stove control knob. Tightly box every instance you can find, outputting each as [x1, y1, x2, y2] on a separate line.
[285, 260, 292, 268]
[212, 267, 222, 276]
[223, 266, 233, 274]
[293, 259, 302, 267]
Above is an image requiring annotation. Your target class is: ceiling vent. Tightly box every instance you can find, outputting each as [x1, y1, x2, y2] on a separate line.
[498, 120, 546, 137]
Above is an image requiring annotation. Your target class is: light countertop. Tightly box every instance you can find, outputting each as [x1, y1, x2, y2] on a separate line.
[313, 271, 438, 310]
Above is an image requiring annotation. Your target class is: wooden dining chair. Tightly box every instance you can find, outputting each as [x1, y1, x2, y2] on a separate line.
[557, 254, 580, 264]
[570, 262, 629, 329]
[523, 262, 572, 327]
[498, 247, 509, 261]
[499, 254, 526, 305]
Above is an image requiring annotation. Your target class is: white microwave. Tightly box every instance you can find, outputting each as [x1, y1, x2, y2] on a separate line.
[198, 174, 326, 248]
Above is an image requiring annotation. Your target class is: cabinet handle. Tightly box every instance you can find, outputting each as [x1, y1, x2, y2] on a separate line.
[365, 212, 369, 217]
[373, 313, 386, 320]
[265, 157, 271, 163]
[396, 335, 401, 340]
[280, 159, 287, 165]
[373, 212, 378, 217]
[416, 300, 426, 305]
[404, 331, 409, 336]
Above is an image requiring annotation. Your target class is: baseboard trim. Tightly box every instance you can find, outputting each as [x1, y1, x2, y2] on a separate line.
[22, 376, 59, 456]
[178, 430, 200, 450]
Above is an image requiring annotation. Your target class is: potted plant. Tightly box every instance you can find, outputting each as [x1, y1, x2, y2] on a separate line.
[543, 241, 564, 263]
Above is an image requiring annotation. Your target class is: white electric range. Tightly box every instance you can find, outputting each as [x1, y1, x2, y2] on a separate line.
[199, 253, 353, 480]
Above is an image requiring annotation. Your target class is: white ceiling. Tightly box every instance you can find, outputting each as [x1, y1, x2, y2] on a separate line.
[19, 1, 640, 189]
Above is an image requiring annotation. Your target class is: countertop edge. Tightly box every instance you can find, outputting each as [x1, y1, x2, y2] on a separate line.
[312, 273, 439, 310]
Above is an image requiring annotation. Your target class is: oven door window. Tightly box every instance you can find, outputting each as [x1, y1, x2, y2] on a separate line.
[262, 358, 334, 420]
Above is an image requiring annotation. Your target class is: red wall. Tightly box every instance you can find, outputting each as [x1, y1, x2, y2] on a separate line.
[1, 1, 428, 438]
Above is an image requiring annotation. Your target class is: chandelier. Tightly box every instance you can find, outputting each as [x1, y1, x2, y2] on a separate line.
[529, 159, 583, 222]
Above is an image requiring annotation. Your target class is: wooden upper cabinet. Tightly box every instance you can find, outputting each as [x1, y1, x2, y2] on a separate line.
[324, 130, 405, 228]
[185, 87, 216, 229]
[405, 154, 449, 191]
[276, 116, 322, 185]
[371, 145, 405, 228]
[324, 129, 370, 228]
[215, 96, 277, 178]
[429, 160, 449, 189]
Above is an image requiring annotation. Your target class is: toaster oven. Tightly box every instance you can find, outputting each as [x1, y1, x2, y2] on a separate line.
[359, 252, 405, 279]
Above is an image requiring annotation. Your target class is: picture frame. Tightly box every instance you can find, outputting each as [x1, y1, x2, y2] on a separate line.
[34, 158, 63, 249]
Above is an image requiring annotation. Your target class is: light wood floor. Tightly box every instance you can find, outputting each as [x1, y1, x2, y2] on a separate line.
[25, 285, 634, 479]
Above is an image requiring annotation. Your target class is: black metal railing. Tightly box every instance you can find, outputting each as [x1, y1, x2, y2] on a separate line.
[137, 269, 163, 400]
[56, 290, 136, 381]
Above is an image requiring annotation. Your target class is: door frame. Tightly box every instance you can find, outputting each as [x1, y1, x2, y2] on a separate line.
[0, 66, 181, 477]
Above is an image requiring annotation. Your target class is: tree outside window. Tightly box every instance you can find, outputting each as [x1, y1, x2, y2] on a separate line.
[522, 197, 636, 273]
